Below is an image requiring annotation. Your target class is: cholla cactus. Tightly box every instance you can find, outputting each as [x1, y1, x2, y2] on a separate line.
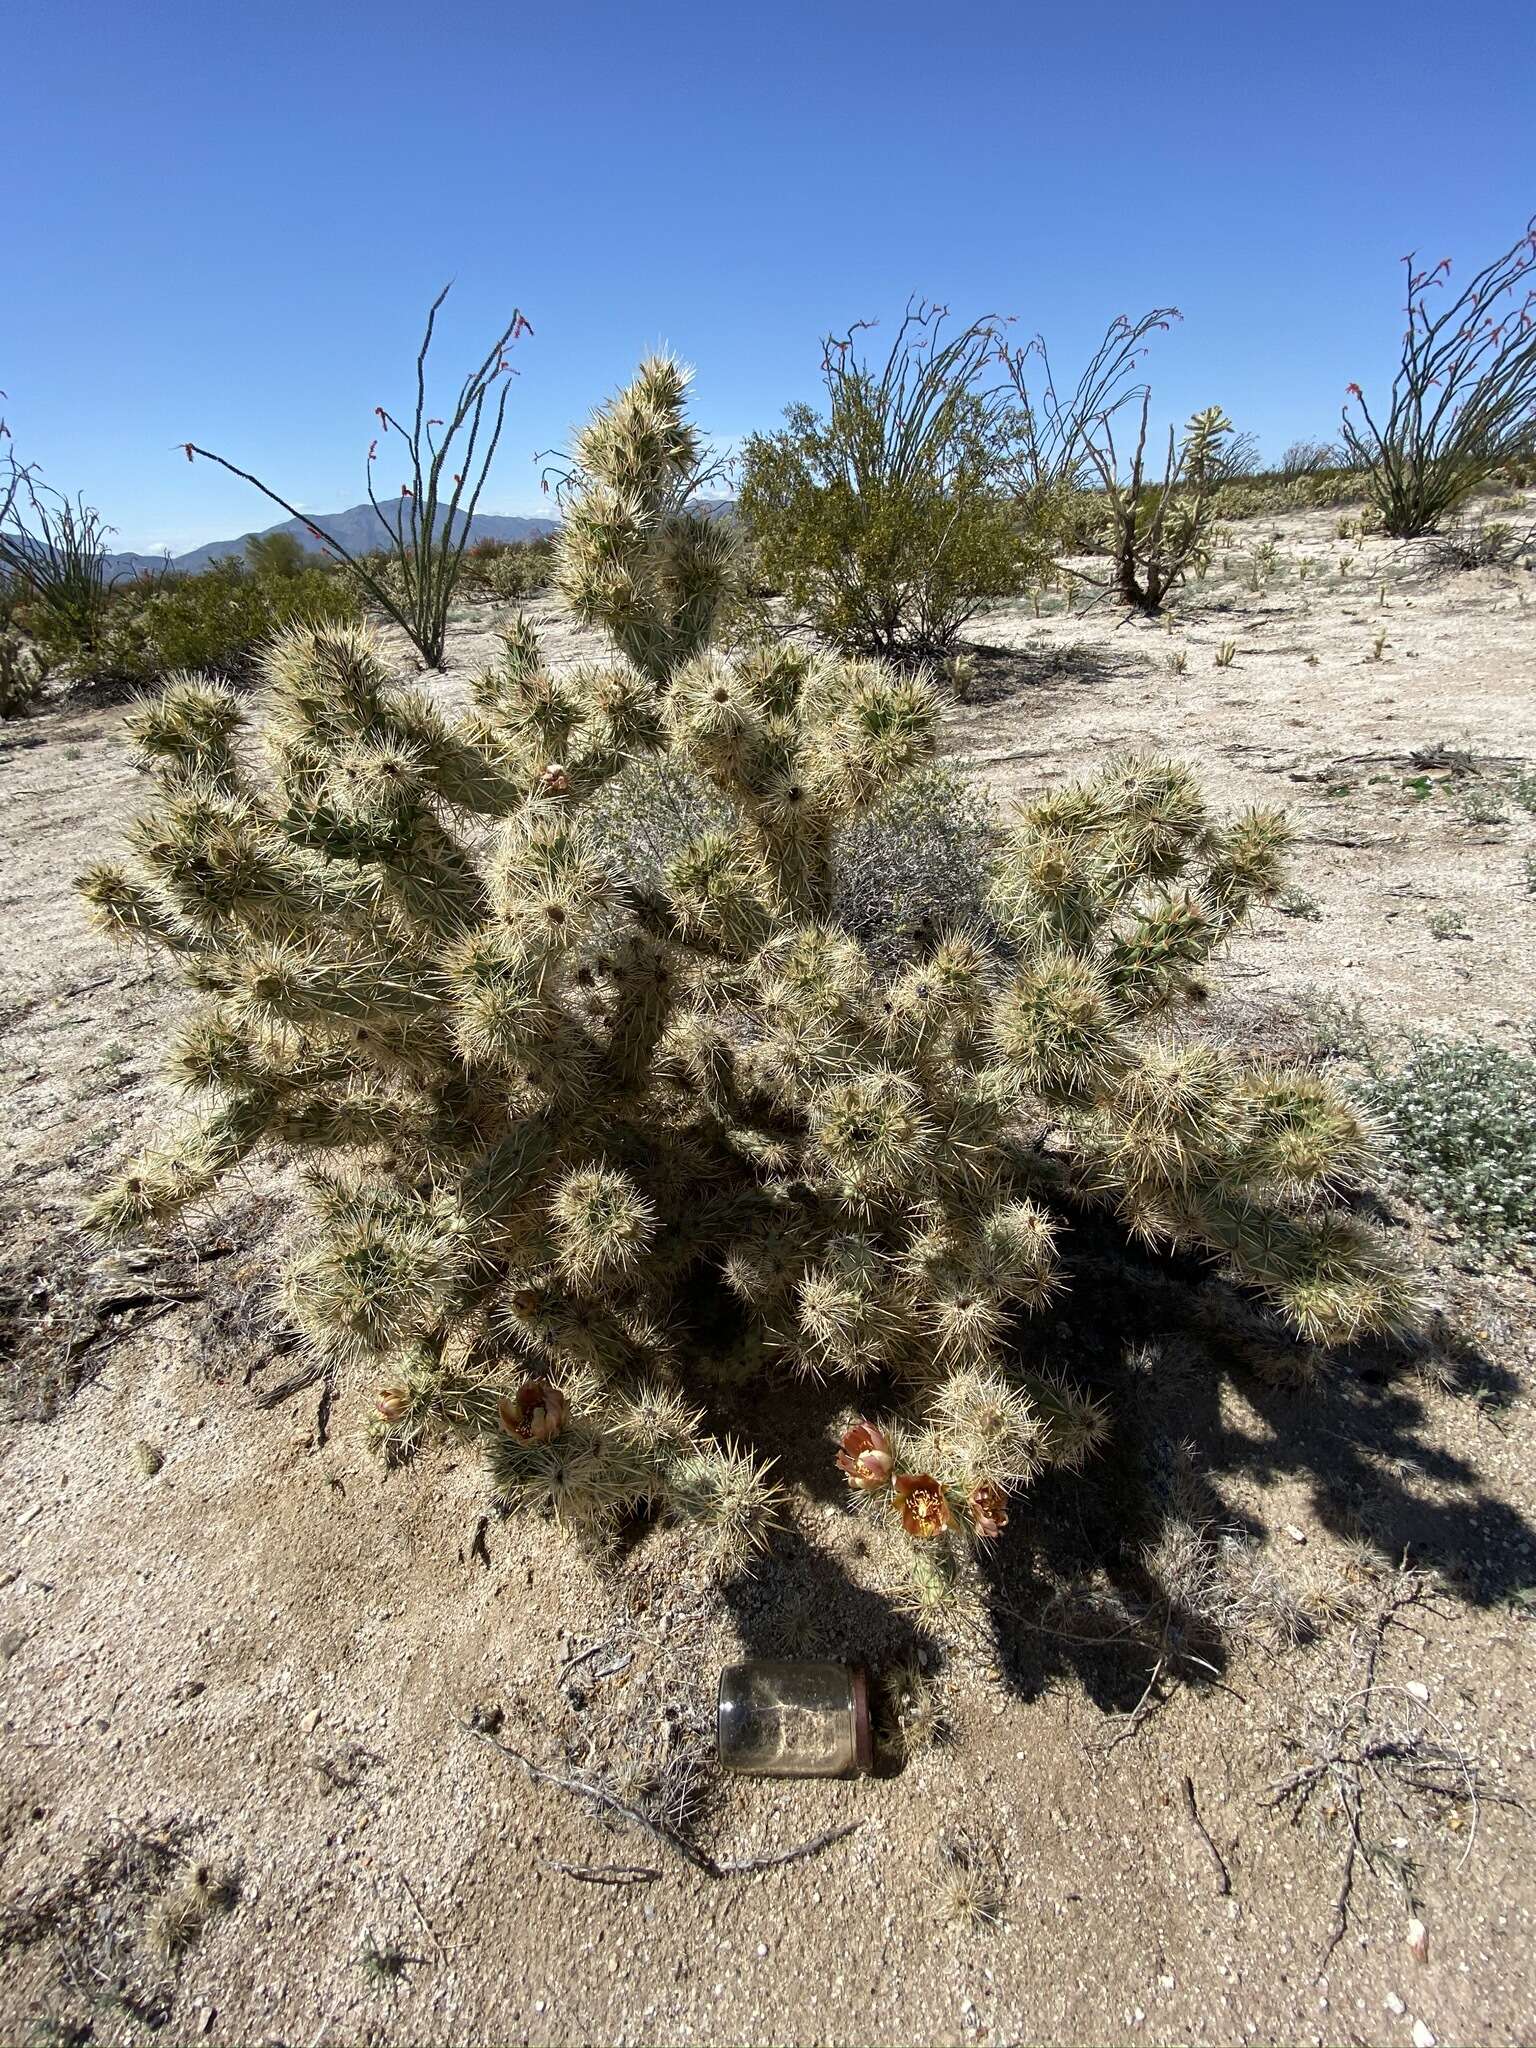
[78, 360, 1415, 1604]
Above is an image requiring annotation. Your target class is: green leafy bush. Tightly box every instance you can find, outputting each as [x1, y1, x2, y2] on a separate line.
[738, 303, 1032, 658]
[0, 626, 45, 716]
[78, 358, 1415, 1612]
[1369, 1039, 1536, 1252]
[98, 558, 362, 684]
[460, 536, 557, 603]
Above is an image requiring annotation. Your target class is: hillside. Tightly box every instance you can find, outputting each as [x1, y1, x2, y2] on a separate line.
[102, 497, 560, 580]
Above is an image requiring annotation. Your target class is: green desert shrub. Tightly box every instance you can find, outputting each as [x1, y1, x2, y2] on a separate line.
[98, 557, 362, 684]
[1369, 1038, 1536, 1252]
[738, 302, 1032, 659]
[243, 531, 312, 579]
[460, 536, 557, 604]
[78, 357, 1416, 1614]
[0, 625, 45, 716]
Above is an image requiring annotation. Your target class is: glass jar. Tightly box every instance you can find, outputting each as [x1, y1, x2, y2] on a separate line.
[716, 1659, 874, 1777]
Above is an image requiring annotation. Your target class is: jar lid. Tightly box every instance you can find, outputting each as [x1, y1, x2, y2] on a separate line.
[851, 1663, 874, 1774]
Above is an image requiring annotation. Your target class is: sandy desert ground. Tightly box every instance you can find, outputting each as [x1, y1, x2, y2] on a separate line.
[2, 499, 1535, 2047]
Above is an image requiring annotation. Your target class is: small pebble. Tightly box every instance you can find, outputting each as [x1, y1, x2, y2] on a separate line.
[1385, 1993, 1406, 2017]
[1412, 2022, 1435, 2048]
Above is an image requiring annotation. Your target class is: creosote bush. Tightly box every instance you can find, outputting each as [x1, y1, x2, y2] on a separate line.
[738, 303, 1032, 659]
[78, 357, 1416, 1609]
[97, 556, 362, 685]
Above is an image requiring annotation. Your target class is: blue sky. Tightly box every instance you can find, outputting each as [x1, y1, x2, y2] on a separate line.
[8, 0, 1533, 554]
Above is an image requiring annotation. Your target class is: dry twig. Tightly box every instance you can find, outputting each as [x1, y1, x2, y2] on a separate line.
[461, 1723, 860, 1881]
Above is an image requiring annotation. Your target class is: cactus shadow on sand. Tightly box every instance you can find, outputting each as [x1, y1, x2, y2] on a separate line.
[715, 1204, 1533, 1719]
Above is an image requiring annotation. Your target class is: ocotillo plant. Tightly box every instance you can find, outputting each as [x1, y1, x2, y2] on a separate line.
[1342, 216, 1536, 537]
[183, 286, 532, 668]
[79, 356, 1415, 1607]
[0, 451, 114, 659]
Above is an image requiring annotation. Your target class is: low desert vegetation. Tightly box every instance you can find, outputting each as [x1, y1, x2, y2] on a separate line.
[77, 355, 1419, 1619]
[97, 553, 362, 685]
[1077, 400, 1233, 614]
[184, 285, 535, 668]
[1342, 213, 1536, 536]
[0, 449, 114, 666]
[458, 534, 557, 603]
[1367, 1037, 1536, 1256]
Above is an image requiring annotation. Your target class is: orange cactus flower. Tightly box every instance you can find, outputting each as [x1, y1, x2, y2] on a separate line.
[497, 1379, 567, 1444]
[894, 1473, 952, 1539]
[836, 1421, 894, 1490]
[374, 1386, 410, 1424]
[968, 1482, 1009, 1542]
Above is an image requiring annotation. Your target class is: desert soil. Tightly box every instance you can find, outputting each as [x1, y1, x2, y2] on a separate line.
[2, 501, 1535, 2048]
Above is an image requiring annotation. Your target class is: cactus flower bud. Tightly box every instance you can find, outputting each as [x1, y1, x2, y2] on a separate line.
[375, 1386, 410, 1424]
[540, 763, 571, 797]
[967, 1482, 1009, 1542]
[835, 1421, 893, 1490]
[497, 1379, 567, 1443]
[894, 1473, 952, 1539]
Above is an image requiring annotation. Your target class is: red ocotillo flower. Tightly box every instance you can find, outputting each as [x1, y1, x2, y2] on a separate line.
[183, 442, 196, 461]
[374, 407, 388, 431]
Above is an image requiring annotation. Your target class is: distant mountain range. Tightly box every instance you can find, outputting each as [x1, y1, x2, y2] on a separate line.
[102, 497, 561, 580]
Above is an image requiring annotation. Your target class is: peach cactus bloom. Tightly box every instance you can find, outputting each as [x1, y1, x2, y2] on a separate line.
[967, 1482, 1009, 1542]
[836, 1421, 893, 1490]
[374, 1386, 410, 1425]
[497, 1379, 567, 1444]
[894, 1473, 953, 1539]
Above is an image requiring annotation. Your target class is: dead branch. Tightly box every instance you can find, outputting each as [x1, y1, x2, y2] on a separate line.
[461, 1723, 860, 1882]
[1181, 1775, 1232, 1895]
